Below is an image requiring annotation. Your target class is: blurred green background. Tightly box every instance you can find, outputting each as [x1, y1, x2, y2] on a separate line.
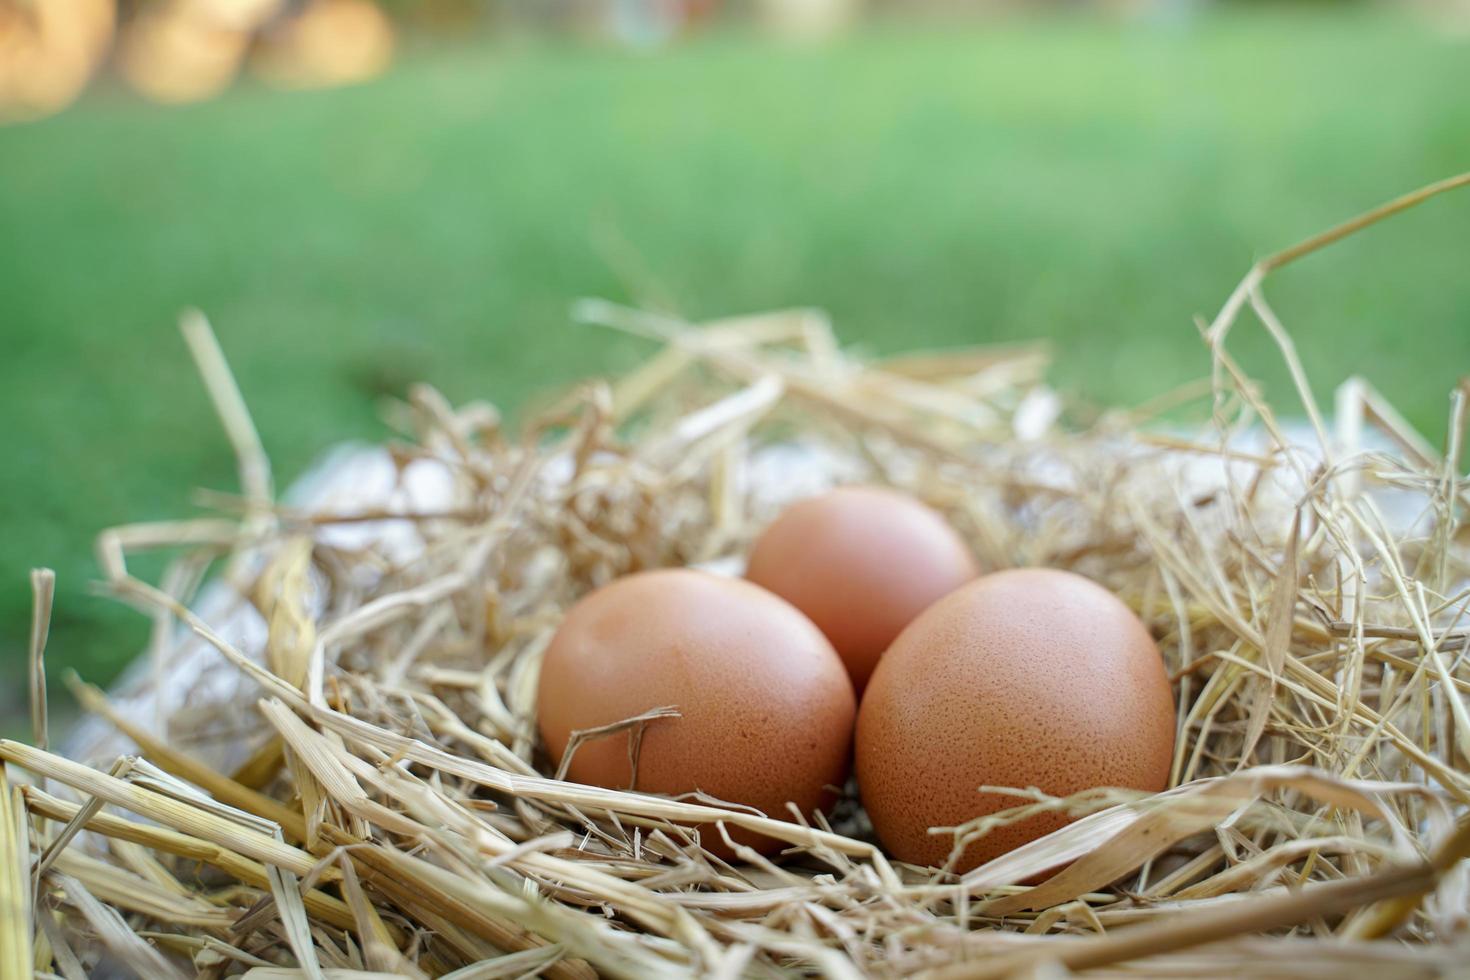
[2, 5, 1469, 730]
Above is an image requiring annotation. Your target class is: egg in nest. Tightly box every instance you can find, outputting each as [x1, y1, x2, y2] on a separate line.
[856, 568, 1176, 871]
[537, 569, 856, 856]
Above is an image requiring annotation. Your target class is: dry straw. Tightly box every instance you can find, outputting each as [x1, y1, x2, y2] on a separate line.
[4, 174, 1470, 977]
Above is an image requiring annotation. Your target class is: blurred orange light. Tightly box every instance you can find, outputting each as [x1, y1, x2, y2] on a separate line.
[252, 0, 395, 91]
[0, 0, 114, 121]
[116, 6, 251, 105]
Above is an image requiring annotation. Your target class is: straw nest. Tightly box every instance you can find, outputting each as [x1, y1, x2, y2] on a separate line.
[4, 175, 1470, 979]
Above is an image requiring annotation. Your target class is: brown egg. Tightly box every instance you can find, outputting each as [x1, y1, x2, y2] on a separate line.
[856, 568, 1176, 872]
[746, 486, 979, 691]
[537, 569, 856, 856]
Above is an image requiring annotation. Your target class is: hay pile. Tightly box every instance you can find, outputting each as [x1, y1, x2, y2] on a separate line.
[4, 175, 1469, 979]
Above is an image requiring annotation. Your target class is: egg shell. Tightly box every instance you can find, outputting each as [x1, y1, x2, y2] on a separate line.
[537, 568, 856, 857]
[746, 485, 979, 691]
[855, 568, 1176, 872]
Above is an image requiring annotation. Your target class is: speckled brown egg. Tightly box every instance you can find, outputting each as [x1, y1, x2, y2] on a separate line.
[746, 486, 979, 691]
[856, 568, 1176, 871]
[537, 568, 856, 856]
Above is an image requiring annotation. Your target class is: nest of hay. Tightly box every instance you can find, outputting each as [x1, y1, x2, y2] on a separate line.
[4, 176, 1470, 979]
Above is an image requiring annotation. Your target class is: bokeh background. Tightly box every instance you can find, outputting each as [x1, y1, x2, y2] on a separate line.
[2, 0, 1469, 731]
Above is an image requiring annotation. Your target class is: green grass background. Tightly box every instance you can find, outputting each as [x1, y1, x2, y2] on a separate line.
[2, 8, 1468, 726]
